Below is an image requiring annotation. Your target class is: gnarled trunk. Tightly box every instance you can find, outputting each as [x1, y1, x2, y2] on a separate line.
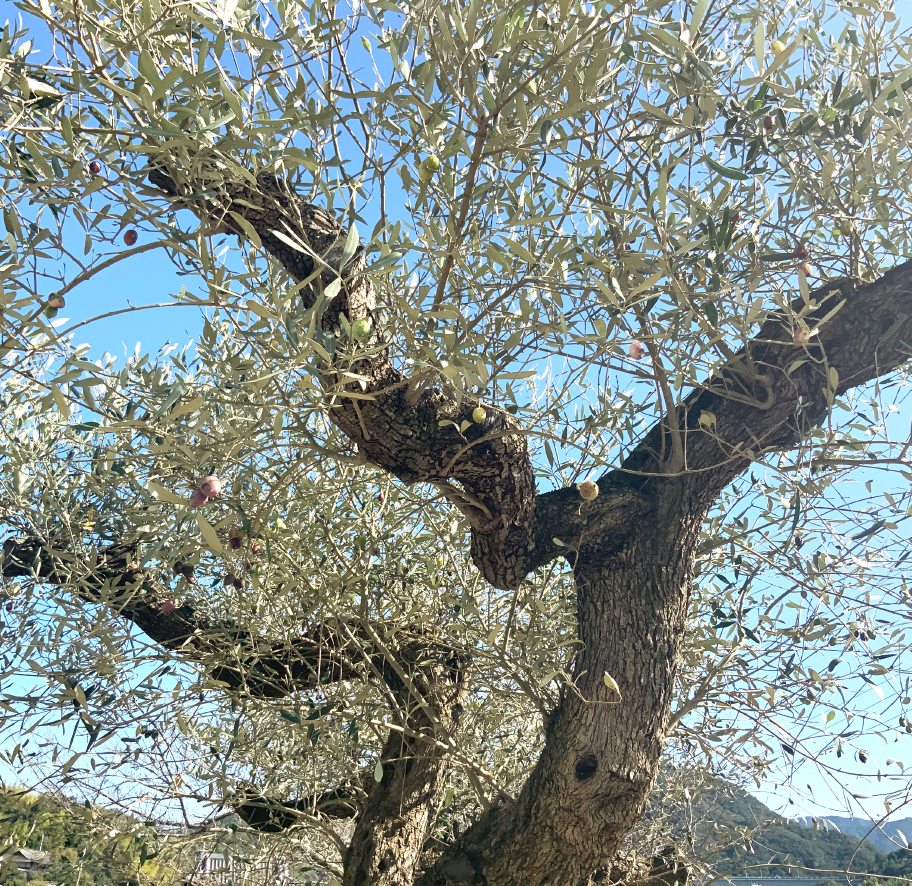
[47, 167, 907, 886]
[344, 652, 469, 886]
[419, 501, 700, 886]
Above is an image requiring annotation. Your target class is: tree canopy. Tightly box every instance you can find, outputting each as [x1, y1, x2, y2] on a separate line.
[0, 787, 168, 886]
[3, 0, 912, 883]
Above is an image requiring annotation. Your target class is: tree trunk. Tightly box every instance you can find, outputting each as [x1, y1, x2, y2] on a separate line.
[419, 497, 700, 886]
[344, 653, 469, 886]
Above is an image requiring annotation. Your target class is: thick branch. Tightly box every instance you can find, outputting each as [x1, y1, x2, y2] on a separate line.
[344, 649, 469, 886]
[0, 536, 444, 699]
[508, 264, 912, 575]
[416, 543, 699, 886]
[147, 165, 536, 590]
[413, 269, 912, 882]
[3, 533, 471, 873]
[657, 268, 912, 508]
[142, 167, 912, 883]
[235, 647, 471, 885]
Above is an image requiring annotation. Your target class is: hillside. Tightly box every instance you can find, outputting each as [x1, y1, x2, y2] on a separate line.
[0, 787, 320, 885]
[816, 816, 912, 855]
[4, 780, 909, 882]
[684, 782, 888, 876]
[876, 844, 912, 881]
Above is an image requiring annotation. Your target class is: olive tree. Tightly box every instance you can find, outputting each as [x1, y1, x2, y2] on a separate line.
[3, 0, 912, 883]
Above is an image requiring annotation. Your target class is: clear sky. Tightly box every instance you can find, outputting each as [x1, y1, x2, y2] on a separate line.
[4, 0, 912, 832]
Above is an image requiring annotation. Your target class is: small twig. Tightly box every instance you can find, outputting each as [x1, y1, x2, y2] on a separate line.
[431, 118, 490, 311]
[430, 480, 494, 524]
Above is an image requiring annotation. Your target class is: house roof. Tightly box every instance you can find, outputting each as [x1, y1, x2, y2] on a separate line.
[4, 848, 53, 864]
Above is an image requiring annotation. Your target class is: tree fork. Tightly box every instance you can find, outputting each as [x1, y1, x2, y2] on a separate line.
[142, 167, 912, 884]
[417, 507, 700, 886]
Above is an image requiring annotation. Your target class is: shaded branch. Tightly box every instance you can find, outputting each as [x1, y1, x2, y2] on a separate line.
[234, 782, 363, 827]
[234, 645, 471, 885]
[582, 849, 690, 886]
[3, 532, 472, 872]
[0, 536, 443, 699]
[343, 648, 470, 886]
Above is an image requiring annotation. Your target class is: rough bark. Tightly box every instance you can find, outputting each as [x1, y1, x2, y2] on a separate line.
[232, 640, 471, 878]
[501, 266, 912, 580]
[582, 850, 689, 886]
[146, 165, 912, 591]
[344, 649, 469, 886]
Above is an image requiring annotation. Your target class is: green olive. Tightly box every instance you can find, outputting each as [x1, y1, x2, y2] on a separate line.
[418, 155, 441, 183]
[352, 318, 372, 341]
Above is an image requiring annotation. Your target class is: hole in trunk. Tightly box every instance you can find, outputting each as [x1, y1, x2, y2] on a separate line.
[575, 754, 598, 781]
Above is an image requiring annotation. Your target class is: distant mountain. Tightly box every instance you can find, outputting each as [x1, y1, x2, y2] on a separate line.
[670, 780, 889, 876]
[812, 816, 912, 855]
